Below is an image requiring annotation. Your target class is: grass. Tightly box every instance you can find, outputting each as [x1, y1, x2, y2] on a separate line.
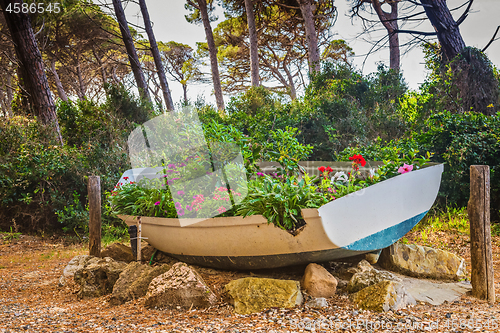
[417, 206, 470, 235]
[0, 227, 22, 242]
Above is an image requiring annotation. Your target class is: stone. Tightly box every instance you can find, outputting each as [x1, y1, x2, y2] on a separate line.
[306, 297, 328, 308]
[225, 277, 303, 315]
[379, 243, 466, 281]
[58, 255, 92, 287]
[301, 263, 337, 298]
[365, 251, 381, 264]
[100, 243, 134, 263]
[109, 262, 172, 305]
[350, 280, 416, 312]
[140, 244, 156, 262]
[144, 262, 217, 309]
[347, 260, 401, 294]
[74, 257, 127, 298]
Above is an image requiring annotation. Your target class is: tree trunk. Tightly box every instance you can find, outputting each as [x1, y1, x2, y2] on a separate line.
[298, 0, 320, 73]
[244, 0, 260, 86]
[420, 0, 466, 61]
[196, 0, 225, 111]
[139, 0, 175, 111]
[371, 0, 400, 70]
[50, 58, 68, 102]
[0, 0, 63, 144]
[112, 0, 151, 103]
[76, 56, 86, 100]
[283, 65, 297, 100]
[182, 84, 188, 104]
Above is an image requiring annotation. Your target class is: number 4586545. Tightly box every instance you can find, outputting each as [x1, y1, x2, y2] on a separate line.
[5, 2, 61, 14]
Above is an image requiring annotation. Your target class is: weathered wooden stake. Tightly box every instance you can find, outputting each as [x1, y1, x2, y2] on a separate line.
[88, 176, 101, 257]
[137, 216, 142, 262]
[468, 165, 495, 303]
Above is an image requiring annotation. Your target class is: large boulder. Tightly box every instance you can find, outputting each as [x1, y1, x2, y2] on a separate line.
[109, 262, 172, 305]
[350, 280, 416, 312]
[144, 262, 217, 309]
[58, 255, 93, 287]
[379, 243, 466, 281]
[225, 277, 303, 315]
[100, 243, 134, 263]
[347, 260, 401, 294]
[301, 263, 337, 298]
[74, 257, 127, 298]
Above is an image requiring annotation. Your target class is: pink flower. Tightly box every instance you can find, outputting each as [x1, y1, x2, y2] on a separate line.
[217, 206, 226, 213]
[398, 163, 414, 174]
[154, 201, 160, 206]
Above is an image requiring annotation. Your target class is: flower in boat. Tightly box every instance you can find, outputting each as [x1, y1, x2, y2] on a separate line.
[349, 154, 366, 167]
[175, 202, 182, 208]
[398, 163, 413, 174]
[186, 205, 193, 211]
[318, 166, 326, 173]
[369, 168, 376, 178]
[217, 206, 227, 213]
[167, 163, 177, 169]
[179, 163, 186, 167]
[177, 190, 185, 196]
[326, 166, 333, 174]
[123, 177, 129, 180]
[332, 171, 348, 182]
[154, 201, 160, 206]
[177, 208, 185, 216]
[256, 172, 265, 177]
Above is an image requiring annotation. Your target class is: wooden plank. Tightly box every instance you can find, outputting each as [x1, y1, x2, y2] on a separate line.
[468, 165, 495, 303]
[88, 176, 101, 257]
[137, 216, 142, 262]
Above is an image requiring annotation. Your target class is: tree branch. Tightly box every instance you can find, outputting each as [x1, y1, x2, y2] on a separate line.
[405, 0, 432, 8]
[186, 0, 200, 11]
[482, 25, 500, 52]
[455, 0, 474, 26]
[394, 29, 437, 36]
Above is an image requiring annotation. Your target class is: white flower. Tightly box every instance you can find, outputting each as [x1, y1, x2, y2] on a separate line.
[369, 168, 376, 178]
[332, 171, 348, 183]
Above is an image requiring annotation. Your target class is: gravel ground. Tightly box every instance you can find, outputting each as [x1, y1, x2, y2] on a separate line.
[1, 235, 500, 332]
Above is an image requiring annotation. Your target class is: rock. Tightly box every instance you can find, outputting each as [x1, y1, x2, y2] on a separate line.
[74, 257, 127, 298]
[140, 244, 156, 262]
[350, 280, 416, 312]
[100, 243, 134, 263]
[306, 297, 328, 308]
[347, 260, 401, 294]
[301, 263, 337, 298]
[144, 262, 217, 309]
[225, 277, 303, 315]
[58, 255, 92, 287]
[109, 262, 172, 306]
[365, 251, 381, 264]
[379, 243, 466, 281]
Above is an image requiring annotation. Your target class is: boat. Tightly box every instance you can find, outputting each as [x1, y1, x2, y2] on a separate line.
[117, 162, 444, 270]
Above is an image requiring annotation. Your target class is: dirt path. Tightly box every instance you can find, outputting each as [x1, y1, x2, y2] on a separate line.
[1, 234, 500, 332]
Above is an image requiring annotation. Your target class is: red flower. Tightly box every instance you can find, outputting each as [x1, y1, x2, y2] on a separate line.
[326, 166, 333, 173]
[123, 177, 129, 180]
[349, 154, 366, 167]
[318, 166, 326, 173]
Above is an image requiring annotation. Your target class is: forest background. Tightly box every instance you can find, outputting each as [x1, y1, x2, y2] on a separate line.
[0, 0, 499, 241]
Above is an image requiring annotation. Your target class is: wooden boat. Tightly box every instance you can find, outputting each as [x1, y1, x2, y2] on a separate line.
[118, 162, 444, 270]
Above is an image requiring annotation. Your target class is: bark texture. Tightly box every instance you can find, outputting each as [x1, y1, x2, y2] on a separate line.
[0, 0, 63, 144]
[298, 0, 320, 73]
[371, 0, 400, 70]
[244, 0, 260, 86]
[196, 0, 225, 111]
[420, 0, 466, 61]
[139, 0, 175, 110]
[50, 58, 68, 102]
[112, 0, 151, 102]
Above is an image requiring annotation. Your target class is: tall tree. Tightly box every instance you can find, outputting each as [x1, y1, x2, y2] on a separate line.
[298, 0, 321, 73]
[160, 41, 205, 104]
[244, 0, 260, 85]
[112, 0, 151, 103]
[420, 0, 466, 61]
[138, 0, 174, 110]
[0, 0, 63, 144]
[186, 0, 225, 110]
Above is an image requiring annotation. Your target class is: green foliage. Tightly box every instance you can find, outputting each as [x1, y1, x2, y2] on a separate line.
[417, 110, 500, 221]
[417, 206, 469, 235]
[237, 174, 327, 231]
[103, 83, 153, 124]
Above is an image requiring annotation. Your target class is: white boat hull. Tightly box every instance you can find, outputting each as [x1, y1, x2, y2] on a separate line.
[118, 163, 444, 269]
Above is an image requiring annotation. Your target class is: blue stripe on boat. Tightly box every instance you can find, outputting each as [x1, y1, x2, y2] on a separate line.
[343, 211, 428, 251]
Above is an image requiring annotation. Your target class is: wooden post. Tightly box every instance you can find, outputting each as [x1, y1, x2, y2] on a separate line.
[88, 176, 101, 257]
[137, 216, 142, 262]
[468, 165, 495, 303]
